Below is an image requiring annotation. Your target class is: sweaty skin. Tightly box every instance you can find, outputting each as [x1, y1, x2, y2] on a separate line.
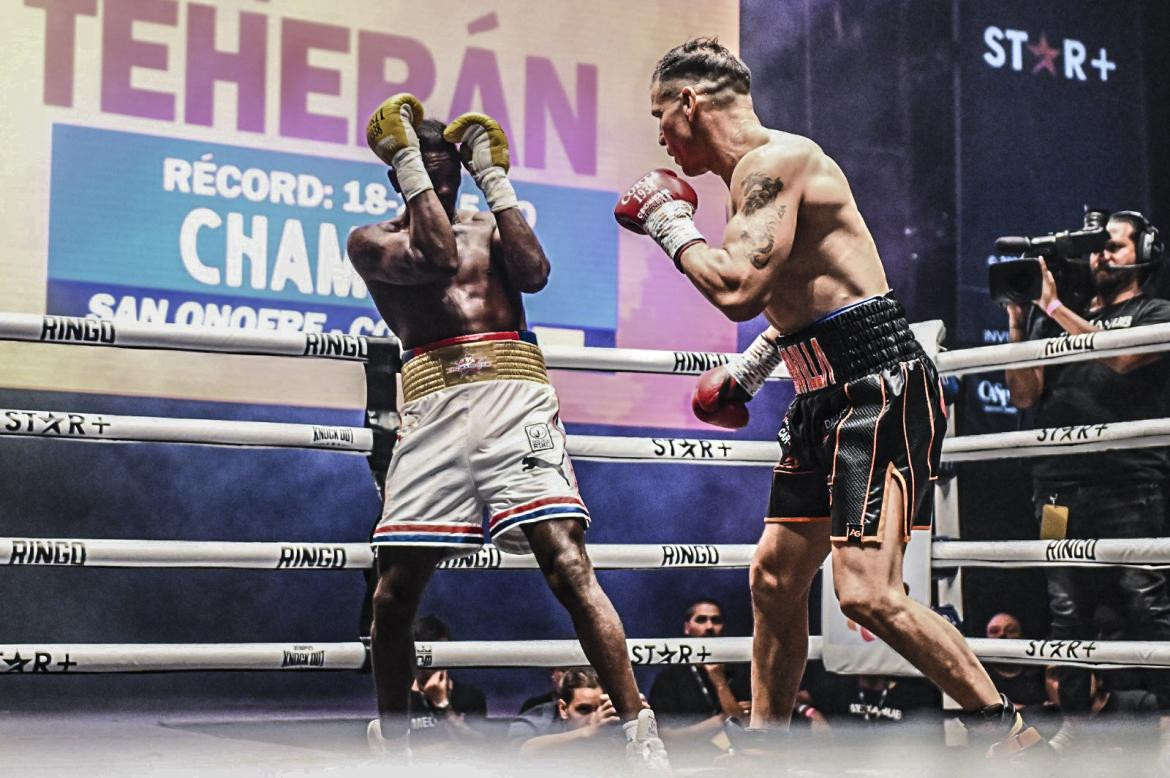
[346, 154, 546, 347]
[651, 82, 887, 332]
[347, 148, 647, 739]
[650, 74, 1003, 730]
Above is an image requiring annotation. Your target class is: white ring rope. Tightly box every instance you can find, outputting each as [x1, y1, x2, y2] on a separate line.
[6, 407, 1170, 466]
[0, 539, 754, 571]
[1, 637, 1164, 673]
[0, 409, 372, 453]
[0, 638, 786, 674]
[7, 537, 1168, 571]
[932, 538, 1170, 569]
[10, 312, 1170, 379]
[0, 313, 372, 361]
[934, 321, 1170, 376]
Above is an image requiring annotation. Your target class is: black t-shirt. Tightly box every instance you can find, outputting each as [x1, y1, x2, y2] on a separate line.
[1027, 295, 1170, 487]
[408, 680, 487, 748]
[648, 664, 750, 726]
[819, 676, 940, 725]
[987, 666, 1047, 707]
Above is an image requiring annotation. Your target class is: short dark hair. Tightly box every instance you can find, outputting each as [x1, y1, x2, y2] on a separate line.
[652, 37, 751, 98]
[413, 614, 451, 642]
[417, 118, 458, 159]
[1109, 211, 1148, 247]
[684, 598, 723, 621]
[557, 667, 601, 703]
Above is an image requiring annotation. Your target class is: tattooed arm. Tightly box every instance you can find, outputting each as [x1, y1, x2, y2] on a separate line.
[677, 146, 804, 321]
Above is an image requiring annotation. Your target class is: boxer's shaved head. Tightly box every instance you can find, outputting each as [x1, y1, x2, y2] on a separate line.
[652, 37, 751, 103]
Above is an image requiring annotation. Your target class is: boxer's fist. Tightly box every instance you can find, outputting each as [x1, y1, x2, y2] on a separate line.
[692, 364, 752, 429]
[443, 112, 517, 212]
[615, 169, 706, 267]
[366, 93, 424, 165]
[444, 112, 510, 175]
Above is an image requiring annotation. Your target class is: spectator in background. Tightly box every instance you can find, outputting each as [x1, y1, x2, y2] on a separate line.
[819, 674, 940, 728]
[518, 667, 572, 714]
[1005, 210, 1170, 715]
[649, 599, 751, 743]
[983, 612, 1046, 707]
[508, 668, 624, 759]
[408, 615, 487, 750]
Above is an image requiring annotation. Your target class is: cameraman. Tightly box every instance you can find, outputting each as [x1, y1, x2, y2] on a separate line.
[1004, 211, 1170, 720]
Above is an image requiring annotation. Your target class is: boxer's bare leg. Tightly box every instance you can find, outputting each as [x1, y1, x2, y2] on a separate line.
[370, 546, 445, 736]
[524, 518, 643, 720]
[831, 470, 999, 710]
[749, 520, 831, 728]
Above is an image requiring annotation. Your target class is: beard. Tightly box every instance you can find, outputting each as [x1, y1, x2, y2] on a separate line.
[1093, 266, 1138, 299]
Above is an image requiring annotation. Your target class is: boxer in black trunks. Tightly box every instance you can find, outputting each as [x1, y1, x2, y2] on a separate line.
[615, 38, 1039, 755]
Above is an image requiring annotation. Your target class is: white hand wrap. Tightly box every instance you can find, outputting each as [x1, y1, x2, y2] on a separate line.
[474, 166, 519, 212]
[390, 146, 433, 203]
[644, 200, 705, 260]
[726, 332, 782, 397]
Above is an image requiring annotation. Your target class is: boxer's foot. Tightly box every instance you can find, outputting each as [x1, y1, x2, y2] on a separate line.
[623, 709, 672, 772]
[367, 719, 412, 762]
[960, 693, 1048, 759]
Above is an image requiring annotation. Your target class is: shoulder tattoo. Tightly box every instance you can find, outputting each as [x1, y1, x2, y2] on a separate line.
[740, 173, 785, 215]
[739, 204, 788, 269]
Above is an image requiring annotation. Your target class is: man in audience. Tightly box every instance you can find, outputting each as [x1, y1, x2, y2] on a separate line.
[983, 612, 1046, 707]
[508, 668, 624, 759]
[648, 598, 751, 742]
[407, 615, 487, 751]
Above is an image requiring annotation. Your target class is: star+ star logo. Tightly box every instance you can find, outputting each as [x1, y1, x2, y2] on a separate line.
[983, 27, 1116, 82]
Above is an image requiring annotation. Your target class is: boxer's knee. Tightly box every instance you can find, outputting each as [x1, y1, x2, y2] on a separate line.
[541, 543, 596, 606]
[750, 557, 804, 616]
[835, 577, 905, 631]
[371, 569, 425, 629]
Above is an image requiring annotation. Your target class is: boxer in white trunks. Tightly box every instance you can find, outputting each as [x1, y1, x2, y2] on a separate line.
[348, 94, 667, 768]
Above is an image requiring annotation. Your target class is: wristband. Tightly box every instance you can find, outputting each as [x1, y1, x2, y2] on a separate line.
[643, 201, 706, 269]
[389, 146, 433, 202]
[725, 332, 782, 397]
[474, 166, 519, 212]
[1044, 299, 1064, 317]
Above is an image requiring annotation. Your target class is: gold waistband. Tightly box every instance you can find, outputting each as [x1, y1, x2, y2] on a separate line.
[400, 338, 548, 403]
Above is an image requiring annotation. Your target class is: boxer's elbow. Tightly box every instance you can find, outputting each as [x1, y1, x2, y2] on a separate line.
[515, 257, 551, 293]
[713, 288, 768, 322]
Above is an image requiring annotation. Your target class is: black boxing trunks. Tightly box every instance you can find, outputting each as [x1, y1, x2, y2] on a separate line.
[766, 293, 946, 544]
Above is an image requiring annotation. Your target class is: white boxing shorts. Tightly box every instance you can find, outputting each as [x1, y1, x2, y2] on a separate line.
[372, 331, 589, 558]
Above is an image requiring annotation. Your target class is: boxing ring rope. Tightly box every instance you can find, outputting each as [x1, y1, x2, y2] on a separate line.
[7, 406, 1170, 466]
[7, 316, 1170, 682]
[13, 311, 1170, 378]
[932, 538, 1170, 569]
[5, 537, 1170, 570]
[0, 313, 373, 361]
[3, 637, 1168, 673]
[0, 539, 756, 570]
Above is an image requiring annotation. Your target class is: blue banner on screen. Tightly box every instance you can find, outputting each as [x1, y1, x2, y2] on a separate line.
[955, 0, 1146, 345]
[46, 124, 618, 336]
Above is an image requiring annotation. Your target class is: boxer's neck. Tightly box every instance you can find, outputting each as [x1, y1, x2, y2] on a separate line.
[705, 106, 769, 185]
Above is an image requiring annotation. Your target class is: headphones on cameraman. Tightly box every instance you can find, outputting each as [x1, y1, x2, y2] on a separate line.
[1111, 210, 1164, 265]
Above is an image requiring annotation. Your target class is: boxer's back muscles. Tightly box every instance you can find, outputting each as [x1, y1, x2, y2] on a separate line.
[347, 210, 528, 349]
[722, 131, 888, 333]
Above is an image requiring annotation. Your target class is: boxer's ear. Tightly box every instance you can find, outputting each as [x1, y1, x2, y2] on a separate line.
[680, 86, 698, 121]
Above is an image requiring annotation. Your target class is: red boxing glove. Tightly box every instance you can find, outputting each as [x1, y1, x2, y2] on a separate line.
[692, 365, 753, 429]
[614, 169, 706, 270]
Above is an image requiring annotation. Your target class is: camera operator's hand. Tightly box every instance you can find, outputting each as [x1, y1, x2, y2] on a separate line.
[1005, 302, 1027, 342]
[1033, 258, 1062, 316]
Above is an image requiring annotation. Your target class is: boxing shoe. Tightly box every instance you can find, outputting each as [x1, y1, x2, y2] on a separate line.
[960, 693, 1049, 759]
[622, 709, 672, 772]
[366, 718, 412, 762]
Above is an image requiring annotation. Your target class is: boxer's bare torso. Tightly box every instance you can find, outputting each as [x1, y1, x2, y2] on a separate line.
[347, 209, 527, 349]
[722, 130, 888, 334]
